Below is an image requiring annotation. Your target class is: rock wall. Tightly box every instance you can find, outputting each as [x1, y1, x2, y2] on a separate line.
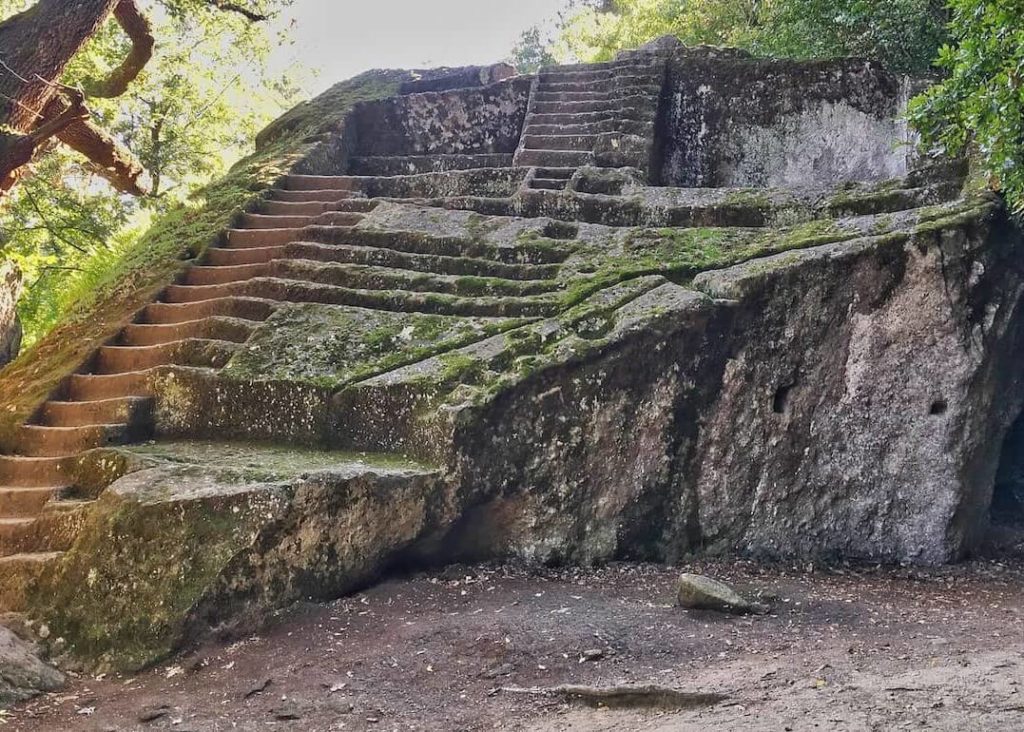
[658, 55, 915, 187]
[445, 201, 1024, 565]
[349, 77, 531, 157]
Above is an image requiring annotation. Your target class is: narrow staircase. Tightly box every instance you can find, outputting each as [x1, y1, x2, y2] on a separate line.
[514, 57, 667, 191]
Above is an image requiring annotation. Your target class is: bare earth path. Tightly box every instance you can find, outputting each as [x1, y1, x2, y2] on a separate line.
[6, 552, 1024, 731]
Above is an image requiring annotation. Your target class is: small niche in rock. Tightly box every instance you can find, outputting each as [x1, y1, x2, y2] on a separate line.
[772, 383, 793, 415]
[542, 221, 579, 240]
[992, 412, 1024, 527]
[930, 399, 948, 416]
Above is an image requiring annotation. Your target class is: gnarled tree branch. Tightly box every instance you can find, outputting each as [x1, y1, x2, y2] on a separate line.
[206, 1, 269, 22]
[0, 87, 88, 195]
[42, 96, 147, 196]
[87, 0, 155, 98]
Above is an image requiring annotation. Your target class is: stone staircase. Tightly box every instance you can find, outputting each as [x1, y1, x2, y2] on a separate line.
[514, 57, 667, 191]
[0, 176, 576, 608]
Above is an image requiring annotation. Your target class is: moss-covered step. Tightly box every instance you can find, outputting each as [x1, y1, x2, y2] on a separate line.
[25, 442, 445, 672]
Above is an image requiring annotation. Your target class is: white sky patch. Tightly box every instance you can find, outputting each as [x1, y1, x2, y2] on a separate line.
[268, 0, 572, 95]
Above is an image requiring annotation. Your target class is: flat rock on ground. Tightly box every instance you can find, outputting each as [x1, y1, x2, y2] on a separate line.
[6, 555, 1024, 731]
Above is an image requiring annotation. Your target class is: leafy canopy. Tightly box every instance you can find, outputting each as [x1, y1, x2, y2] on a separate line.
[0, 0, 302, 344]
[909, 0, 1024, 213]
[555, 0, 949, 73]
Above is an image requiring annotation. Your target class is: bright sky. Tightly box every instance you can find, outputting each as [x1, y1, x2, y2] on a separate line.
[269, 0, 573, 95]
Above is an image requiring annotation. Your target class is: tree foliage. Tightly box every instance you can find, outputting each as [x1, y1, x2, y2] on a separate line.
[909, 0, 1024, 213]
[558, 0, 949, 73]
[0, 0, 300, 344]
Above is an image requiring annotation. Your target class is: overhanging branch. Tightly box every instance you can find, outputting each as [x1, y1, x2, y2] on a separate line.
[207, 1, 269, 22]
[87, 0, 155, 98]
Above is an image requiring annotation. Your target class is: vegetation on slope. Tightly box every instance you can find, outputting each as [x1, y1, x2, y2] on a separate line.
[0, 70, 403, 442]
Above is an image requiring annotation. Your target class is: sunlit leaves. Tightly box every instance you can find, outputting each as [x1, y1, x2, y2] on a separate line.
[909, 0, 1024, 213]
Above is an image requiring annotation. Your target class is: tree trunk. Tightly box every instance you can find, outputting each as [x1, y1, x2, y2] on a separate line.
[0, 0, 120, 132]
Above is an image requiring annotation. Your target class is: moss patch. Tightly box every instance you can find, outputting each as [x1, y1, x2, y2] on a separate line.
[0, 71, 406, 447]
[221, 302, 521, 389]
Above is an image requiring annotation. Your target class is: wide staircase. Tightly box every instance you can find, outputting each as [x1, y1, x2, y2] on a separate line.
[0, 174, 577, 603]
[514, 57, 666, 191]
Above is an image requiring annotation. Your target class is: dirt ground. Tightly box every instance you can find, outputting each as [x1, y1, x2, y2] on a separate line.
[5, 549, 1024, 732]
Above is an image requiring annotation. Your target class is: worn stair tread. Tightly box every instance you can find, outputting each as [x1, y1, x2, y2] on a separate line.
[285, 241, 560, 281]
[284, 175, 359, 191]
[267, 259, 560, 297]
[269, 188, 361, 203]
[224, 227, 307, 249]
[144, 296, 278, 324]
[162, 276, 563, 317]
[204, 245, 287, 266]
[184, 263, 270, 285]
[39, 396, 152, 428]
[0, 485, 63, 517]
[0, 456, 70, 487]
[121, 317, 255, 346]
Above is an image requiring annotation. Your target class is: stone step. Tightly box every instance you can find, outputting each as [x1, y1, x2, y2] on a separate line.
[184, 263, 269, 286]
[261, 200, 333, 216]
[349, 153, 514, 176]
[526, 108, 656, 127]
[121, 317, 255, 346]
[258, 198, 375, 216]
[284, 175, 359, 192]
[155, 277, 560, 318]
[0, 456, 71, 488]
[224, 228, 305, 249]
[0, 552, 63, 611]
[307, 227, 573, 265]
[285, 242, 560, 281]
[538, 64, 663, 82]
[38, 397, 153, 428]
[515, 149, 594, 168]
[93, 340, 239, 374]
[535, 167, 576, 179]
[205, 245, 286, 266]
[542, 58, 664, 74]
[0, 487, 62, 517]
[521, 134, 600, 151]
[240, 213, 319, 229]
[524, 119, 654, 137]
[66, 372, 152, 402]
[268, 260, 558, 298]
[538, 75, 661, 92]
[532, 86, 660, 104]
[142, 297, 278, 325]
[15, 423, 136, 457]
[530, 95, 658, 116]
[268, 188, 358, 203]
[530, 178, 570, 191]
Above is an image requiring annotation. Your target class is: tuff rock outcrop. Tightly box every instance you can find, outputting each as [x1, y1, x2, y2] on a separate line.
[0, 47, 1020, 671]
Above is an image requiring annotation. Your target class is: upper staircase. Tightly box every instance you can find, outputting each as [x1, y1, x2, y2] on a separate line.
[514, 57, 667, 191]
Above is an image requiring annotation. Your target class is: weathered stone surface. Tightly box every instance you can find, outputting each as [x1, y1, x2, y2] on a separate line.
[30, 447, 445, 671]
[0, 626, 63, 706]
[676, 573, 768, 614]
[352, 77, 530, 157]
[659, 55, 915, 187]
[2, 47, 1023, 674]
[441, 201, 1024, 565]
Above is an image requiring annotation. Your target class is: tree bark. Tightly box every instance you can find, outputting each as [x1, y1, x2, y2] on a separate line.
[86, 0, 156, 99]
[0, 0, 120, 132]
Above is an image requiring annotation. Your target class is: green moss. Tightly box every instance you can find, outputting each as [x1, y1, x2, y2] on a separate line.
[0, 71, 404, 447]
